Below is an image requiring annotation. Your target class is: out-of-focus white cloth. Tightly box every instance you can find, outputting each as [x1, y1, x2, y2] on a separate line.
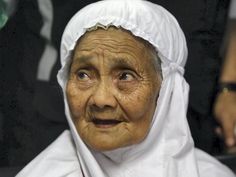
[229, 0, 236, 18]
[16, 0, 235, 177]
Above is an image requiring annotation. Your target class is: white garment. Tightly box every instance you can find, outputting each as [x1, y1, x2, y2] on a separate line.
[37, 0, 57, 81]
[229, 0, 236, 18]
[16, 0, 235, 177]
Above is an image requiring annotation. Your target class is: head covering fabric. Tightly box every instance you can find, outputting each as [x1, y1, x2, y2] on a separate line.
[16, 0, 235, 177]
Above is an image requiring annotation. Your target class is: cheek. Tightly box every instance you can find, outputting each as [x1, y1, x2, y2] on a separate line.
[118, 83, 158, 121]
[66, 80, 88, 118]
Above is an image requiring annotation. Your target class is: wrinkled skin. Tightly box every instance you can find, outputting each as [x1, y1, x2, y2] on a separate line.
[66, 27, 162, 151]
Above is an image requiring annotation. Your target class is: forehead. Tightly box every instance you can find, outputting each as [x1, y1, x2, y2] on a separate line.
[71, 27, 158, 71]
[74, 27, 153, 55]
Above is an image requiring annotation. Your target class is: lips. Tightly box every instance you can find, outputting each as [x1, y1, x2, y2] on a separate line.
[93, 118, 122, 124]
[91, 117, 123, 128]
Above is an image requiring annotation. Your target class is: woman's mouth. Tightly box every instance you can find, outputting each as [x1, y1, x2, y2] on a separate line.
[92, 118, 123, 128]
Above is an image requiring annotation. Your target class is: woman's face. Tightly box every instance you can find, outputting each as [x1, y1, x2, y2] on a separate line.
[66, 27, 162, 151]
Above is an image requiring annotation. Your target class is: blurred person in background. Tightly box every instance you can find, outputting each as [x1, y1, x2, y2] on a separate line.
[214, 0, 236, 151]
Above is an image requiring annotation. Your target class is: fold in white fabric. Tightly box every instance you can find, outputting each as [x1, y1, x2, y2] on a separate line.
[16, 0, 235, 177]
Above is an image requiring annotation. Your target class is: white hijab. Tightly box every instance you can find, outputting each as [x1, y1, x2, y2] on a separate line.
[16, 0, 235, 177]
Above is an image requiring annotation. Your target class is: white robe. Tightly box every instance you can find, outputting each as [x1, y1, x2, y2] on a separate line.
[16, 131, 234, 177]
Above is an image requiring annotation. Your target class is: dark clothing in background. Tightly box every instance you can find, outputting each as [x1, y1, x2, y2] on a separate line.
[0, 0, 230, 166]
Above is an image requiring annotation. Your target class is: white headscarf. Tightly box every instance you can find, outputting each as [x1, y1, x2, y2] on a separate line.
[16, 0, 235, 177]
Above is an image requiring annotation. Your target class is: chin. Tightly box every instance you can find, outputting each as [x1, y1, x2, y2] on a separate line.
[85, 137, 133, 151]
[87, 141, 124, 151]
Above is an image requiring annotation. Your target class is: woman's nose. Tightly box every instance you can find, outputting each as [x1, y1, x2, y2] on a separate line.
[89, 79, 117, 109]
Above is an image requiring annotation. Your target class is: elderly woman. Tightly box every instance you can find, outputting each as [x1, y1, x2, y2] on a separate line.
[16, 0, 235, 177]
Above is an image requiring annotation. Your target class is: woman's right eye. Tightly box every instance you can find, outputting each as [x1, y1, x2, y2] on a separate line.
[77, 71, 90, 81]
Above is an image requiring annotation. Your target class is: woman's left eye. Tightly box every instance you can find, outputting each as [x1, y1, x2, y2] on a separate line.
[119, 72, 135, 81]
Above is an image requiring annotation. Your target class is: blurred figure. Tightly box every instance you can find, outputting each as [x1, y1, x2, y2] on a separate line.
[214, 0, 236, 151]
[0, 0, 8, 29]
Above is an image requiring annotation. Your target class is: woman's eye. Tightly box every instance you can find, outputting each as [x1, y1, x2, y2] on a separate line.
[77, 71, 90, 80]
[119, 72, 135, 81]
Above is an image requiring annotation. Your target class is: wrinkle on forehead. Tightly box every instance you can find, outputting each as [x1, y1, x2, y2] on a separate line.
[76, 30, 145, 53]
[72, 27, 161, 74]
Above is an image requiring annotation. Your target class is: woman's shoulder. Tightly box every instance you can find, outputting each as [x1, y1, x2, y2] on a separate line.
[195, 148, 235, 177]
[16, 130, 83, 177]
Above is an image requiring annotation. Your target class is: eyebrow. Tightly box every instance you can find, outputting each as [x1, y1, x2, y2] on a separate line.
[74, 55, 134, 65]
[110, 57, 135, 70]
[72, 55, 136, 73]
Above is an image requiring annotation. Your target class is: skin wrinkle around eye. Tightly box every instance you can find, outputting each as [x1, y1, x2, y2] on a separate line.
[72, 52, 146, 93]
